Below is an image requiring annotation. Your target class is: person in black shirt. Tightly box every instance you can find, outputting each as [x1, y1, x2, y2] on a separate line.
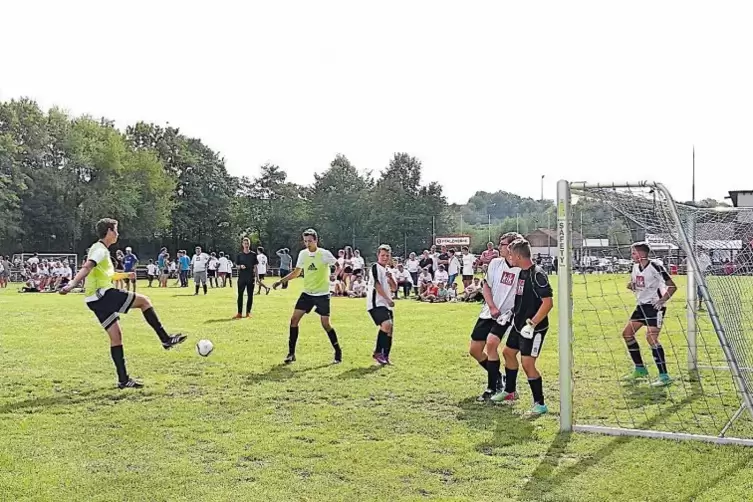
[418, 250, 434, 277]
[235, 237, 259, 319]
[496, 238, 553, 415]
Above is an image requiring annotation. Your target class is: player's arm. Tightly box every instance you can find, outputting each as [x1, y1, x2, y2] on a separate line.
[480, 280, 500, 318]
[275, 267, 302, 288]
[60, 259, 96, 294]
[373, 265, 394, 306]
[654, 264, 677, 307]
[528, 271, 554, 327]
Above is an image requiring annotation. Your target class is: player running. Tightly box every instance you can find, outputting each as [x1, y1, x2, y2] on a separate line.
[368, 245, 397, 365]
[621, 242, 677, 387]
[60, 218, 186, 388]
[491, 238, 553, 415]
[468, 232, 522, 402]
[273, 229, 342, 365]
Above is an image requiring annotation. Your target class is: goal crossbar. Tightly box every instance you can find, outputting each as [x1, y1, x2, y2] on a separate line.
[557, 179, 753, 446]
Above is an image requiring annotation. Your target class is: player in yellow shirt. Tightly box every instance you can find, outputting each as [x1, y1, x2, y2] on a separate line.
[273, 229, 341, 364]
[60, 218, 186, 388]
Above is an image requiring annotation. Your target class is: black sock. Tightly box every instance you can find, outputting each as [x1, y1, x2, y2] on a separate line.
[651, 344, 668, 375]
[375, 330, 387, 354]
[384, 333, 392, 358]
[195, 284, 199, 295]
[504, 367, 518, 393]
[528, 377, 544, 405]
[487, 359, 501, 391]
[110, 345, 129, 383]
[203, 284, 207, 294]
[478, 357, 488, 370]
[625, 338, 645, 367]
[289, 326, 299, 355]
[327, 328, 340, 350]
[143, 307, 169, 343]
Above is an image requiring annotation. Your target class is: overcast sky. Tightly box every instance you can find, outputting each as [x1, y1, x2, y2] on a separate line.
[2, 1, 752, 204]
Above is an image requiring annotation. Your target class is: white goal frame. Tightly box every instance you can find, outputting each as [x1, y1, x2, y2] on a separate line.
[557, 179, 753, 446]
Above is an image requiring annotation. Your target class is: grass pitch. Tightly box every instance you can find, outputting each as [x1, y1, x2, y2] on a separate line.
[1, 278, 753, 502]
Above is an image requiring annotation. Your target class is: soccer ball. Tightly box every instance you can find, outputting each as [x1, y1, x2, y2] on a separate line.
[196, 339, 214, 357]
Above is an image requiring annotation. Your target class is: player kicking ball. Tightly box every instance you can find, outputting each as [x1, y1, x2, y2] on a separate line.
[273, 229, 342, 365]
[367, 245, 397, 365]
[491, 238, 553, 415]
[60, 218, 186, 388]
[468, 232, 522, 402]
[622, 242, 677, 387]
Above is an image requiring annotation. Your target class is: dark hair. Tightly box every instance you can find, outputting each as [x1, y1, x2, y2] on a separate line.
[303, 228, 318, 241]
[500, 232, 523, 244]
[462, 246, 469, 252]
[95, 218, 118, 239]
[257, 247, 265, 254]
[508, 238, 532, 259]
[344, 246, 353, 259]
[632, 242, 651, 255]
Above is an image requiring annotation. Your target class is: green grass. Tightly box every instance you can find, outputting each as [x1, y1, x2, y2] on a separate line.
[1, 278, 753, 502]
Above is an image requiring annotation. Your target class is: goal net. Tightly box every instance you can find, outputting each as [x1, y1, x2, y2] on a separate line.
[557, 180, 753, 446]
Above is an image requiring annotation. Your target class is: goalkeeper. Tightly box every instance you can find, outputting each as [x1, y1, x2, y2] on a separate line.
[491, 238, 553, 415]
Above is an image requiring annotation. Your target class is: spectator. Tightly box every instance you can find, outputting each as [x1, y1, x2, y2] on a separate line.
[393, 263, 413, 298]
[179, 250, 191, 288]
[123, 247, 139, 292]
[146, 259, 158, 287]
[276, 248, 292, 289]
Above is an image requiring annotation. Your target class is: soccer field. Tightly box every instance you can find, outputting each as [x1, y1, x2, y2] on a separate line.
[1, 280, 752, 502]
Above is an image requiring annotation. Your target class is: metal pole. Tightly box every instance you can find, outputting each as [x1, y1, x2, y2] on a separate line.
[541, 174, 545, 201]
[488, 214, 491, 243]
[516, 213, 519, 233]
[557, 179, 574, 432]
[687, 212, 698, 376]
[547, 211, 552, 258]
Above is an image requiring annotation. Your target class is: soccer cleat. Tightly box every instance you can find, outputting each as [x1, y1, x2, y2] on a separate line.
[490, 390, 518, 404]
[651, 373, 672, 387]
[117, 378, 143, 389]
[333, 348, 343, 364]
[162, 334, 187, 350]
[529, 403, 548, 415]
[245, 313, 252, 319]
[233, 313, 243, 320]
[476, 389, 494, 402]
[621, 367, 649, 381]
[373, 353, 388, 365]
[284, 353, 296, 364]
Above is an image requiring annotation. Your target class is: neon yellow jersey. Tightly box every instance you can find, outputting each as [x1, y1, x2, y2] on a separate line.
[296, 248, 337, 296]
[85, 241, 114, 299]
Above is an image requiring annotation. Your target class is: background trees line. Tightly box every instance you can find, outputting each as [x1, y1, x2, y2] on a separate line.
[0, 98, 729, 259]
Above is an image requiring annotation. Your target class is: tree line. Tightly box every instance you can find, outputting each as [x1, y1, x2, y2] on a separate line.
[1, 98, 729, 260]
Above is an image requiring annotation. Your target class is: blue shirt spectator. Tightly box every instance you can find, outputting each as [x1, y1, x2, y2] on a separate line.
[123, 248, 139, 272]
[180, 254, 191, 271]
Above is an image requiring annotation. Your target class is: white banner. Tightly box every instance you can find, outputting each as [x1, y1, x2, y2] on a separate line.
[435, 235, 471, 246]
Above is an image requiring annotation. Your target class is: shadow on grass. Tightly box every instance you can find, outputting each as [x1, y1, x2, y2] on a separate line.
[519, 390, 706, 501]
[337, 365, 382, 380]
[0, 389, 112, 414]
[244, 363, 332, 385]
[456, 397, 537, 450]
[204, 318, 235, 324]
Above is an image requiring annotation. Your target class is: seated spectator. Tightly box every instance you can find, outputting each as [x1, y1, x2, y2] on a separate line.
[419, 282, 439, 302]
[393, 263, 413, 298]
[461, 277, 483, 302]
[434, 264, 449, 284]
[329, 274, 344, 296]
[418, 269, 433, 296]
[348, 275, 367, 298]
[436, 282, 449, 302]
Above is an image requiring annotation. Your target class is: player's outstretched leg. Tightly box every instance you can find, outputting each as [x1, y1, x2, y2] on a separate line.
[621, 320, 648, 381]
[491, 344, 520, 404]
[321, 316, 341, 364]
[131, 294, 186, 349]
[285, 310, 305, 364]
[105, 320, 142, 389]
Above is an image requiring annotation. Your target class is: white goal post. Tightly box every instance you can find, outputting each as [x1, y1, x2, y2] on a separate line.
[557, 179, 753, 446]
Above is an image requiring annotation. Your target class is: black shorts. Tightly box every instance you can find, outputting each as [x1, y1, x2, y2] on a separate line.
[294, 293, 331, 317]
[630, 304, 666, 328]
[344, 266, 353, 274]
[258, 274, 266, 280]
[86, 289, 136, 330]
[369, 306, 394, 326]
[279, 269, 290, 277]
[353, 269, 363, 277]
[470, 318, 511, 342]
[208, 269, 217, 278]
[463, 275, 474, 281]
[506, 328, 547, 357]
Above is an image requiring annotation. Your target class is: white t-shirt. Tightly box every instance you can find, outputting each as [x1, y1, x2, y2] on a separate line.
[419, 272, 433, 286]
[352, 256, 365, 271]
[367, 262, 393, 311]
[479, 258, 521, 320]
[448, 255, 460, 275]
[257, 254, 268, 275]
[461, 253, 475, 275]
[218, 257, 229, 273]
[434, 269, 449, 284]
[405, 259, 420, 273]
[631, 260, 670, 305]
[395, 269, 412, 284]
[191, 253, 210, 272]
[60, 267, 72, 279]
[329, 279, 341, 293]
[27, 257, 39, 266]
[352, 280, 366, 295]
[147, 264, 159, 276]
[208, 257, 218, 271]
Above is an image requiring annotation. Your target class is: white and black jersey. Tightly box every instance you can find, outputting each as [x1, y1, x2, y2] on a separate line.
[631, 260, 670, 305]
[367, 262, 393, 311]
[479, 258, 521, 320]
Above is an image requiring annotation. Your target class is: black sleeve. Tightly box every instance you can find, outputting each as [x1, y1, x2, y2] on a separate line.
[370, 263, 379, 283]
[650, 261, 671, 281]
[533, 268, 553, 298]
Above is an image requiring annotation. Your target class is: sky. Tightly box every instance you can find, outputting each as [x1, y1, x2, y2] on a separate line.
[2, 1, 753, 205]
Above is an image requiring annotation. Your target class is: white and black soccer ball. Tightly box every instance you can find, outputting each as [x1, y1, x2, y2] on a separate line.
[196, 339, 214, 357]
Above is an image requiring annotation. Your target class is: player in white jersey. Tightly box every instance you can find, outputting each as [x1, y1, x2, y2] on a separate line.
[255, 247, 271, 295]
[468, 232, 522, 401]
[191, 246, 210, 296]
[622, 242, 677, 387]
[367, 245, 398, 365]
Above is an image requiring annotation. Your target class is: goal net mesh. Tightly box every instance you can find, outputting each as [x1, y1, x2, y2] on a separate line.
[569, 183, 753, 439]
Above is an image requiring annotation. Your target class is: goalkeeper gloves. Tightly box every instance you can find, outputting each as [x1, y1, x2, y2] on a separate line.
[521, 320, 535, 339]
